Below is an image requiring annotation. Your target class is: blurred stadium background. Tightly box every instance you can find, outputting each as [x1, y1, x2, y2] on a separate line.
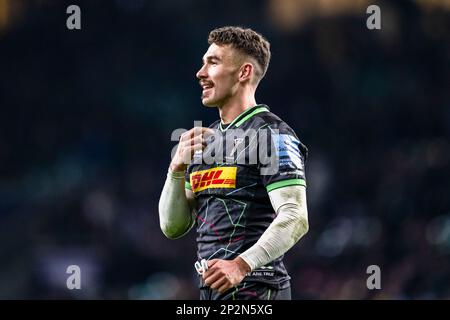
[0, 0, 449, 299]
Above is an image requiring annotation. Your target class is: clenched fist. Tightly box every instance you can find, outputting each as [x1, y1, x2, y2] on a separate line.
[170, 127, 215, 172]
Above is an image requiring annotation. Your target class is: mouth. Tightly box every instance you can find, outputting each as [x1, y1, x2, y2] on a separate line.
[200, 81, 214, 96]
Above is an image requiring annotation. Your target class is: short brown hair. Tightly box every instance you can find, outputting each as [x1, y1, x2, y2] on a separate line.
[208, 26, 271, 83]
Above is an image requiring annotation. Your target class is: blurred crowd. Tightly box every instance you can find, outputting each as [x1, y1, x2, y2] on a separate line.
[0, 0, 449, 299]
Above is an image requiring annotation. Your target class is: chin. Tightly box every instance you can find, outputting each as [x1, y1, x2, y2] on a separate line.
[201, 98, 218, 108]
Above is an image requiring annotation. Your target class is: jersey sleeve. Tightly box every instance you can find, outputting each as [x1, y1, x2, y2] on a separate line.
[258, 122, 308, 193]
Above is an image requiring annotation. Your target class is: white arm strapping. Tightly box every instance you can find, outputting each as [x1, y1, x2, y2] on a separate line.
[239, 185, 309, 271]
[158, 170, 195, 239]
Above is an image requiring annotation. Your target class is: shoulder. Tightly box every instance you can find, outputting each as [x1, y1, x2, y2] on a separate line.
[251, 105, 309, 158]
[250, 105, 298, 136]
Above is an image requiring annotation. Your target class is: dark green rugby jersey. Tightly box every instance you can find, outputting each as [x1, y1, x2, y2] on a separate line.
[185, 104, 308, 289]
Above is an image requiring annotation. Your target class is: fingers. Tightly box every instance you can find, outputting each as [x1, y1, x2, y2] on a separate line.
[218, 282, 232, 293]
[173, 127, 216, 168]
[180, 127, 215, 142]
[177, 142, 199, 162]
[179, 135, 203, 148]
[202, 259, 233, 293]
[188, 142, 206, 154]
[202, 259, 219, 280]
[202, 259, 221, 284]
[179, 129, 210, 153]
[203, 270, 221, 286]
[207, 259, 219, 268]
[178, 133, 209, 164]
[203, 268, 230, 293]
[211, 277, 228, 291]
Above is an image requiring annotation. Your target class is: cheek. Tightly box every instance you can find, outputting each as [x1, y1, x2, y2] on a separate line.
[210, 69, 237, 93]
[213, 73, 232, 88]
[210, 66, 228, 81]
[208, 68, 220, 81]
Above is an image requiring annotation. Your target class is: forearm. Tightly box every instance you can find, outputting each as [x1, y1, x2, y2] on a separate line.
[158, 169, 194, 239]
[240, 186, 309, 271]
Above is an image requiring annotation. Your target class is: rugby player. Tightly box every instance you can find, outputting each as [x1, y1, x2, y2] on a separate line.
[159, 26, 309, 300]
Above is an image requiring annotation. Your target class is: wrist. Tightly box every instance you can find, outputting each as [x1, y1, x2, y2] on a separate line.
[234, 256, 252, 274]
[169, 162, 187, 173]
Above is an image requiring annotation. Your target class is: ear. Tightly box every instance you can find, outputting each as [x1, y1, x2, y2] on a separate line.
[238, 63, 253, 83]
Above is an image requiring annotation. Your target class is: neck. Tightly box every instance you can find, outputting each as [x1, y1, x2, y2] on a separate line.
[218, 88, 257, 124]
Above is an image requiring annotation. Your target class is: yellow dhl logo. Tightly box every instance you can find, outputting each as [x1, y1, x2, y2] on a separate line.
[190, 167, 237, 192]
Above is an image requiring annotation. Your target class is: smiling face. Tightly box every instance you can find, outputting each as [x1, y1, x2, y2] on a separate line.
[196, 43, 242, 108]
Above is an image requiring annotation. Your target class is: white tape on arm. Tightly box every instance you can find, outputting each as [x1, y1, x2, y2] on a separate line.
[158, 169, 195, 239]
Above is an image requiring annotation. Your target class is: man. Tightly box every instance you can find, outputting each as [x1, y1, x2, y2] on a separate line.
[158, 26, 309, 300]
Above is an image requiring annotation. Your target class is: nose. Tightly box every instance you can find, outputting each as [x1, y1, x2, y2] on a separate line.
[196, 64, 207, 79]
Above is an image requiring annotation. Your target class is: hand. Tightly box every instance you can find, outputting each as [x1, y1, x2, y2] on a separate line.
[202, 257, 251, 293]
[170, 127, 214, 172]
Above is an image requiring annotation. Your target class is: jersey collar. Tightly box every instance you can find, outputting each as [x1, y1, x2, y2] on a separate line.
[218, 104, 269, 132]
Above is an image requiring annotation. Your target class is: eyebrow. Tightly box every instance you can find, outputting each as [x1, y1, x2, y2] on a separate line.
[202, 55, 221, 63]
